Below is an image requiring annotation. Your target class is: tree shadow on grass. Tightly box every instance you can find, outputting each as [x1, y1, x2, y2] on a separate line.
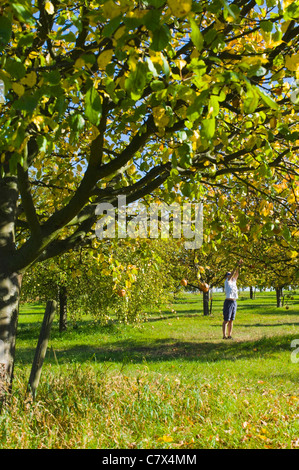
[236, 322, 299, 328]
[206, 320, 299, 329]
[19, 304, 45, 315]
[15, 332, 297, 370]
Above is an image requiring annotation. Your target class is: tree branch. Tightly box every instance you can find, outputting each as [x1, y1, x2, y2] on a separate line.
[17, 164, 41, 237]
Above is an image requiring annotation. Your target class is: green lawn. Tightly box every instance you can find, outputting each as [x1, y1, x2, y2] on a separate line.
[1, 290, 298, 449]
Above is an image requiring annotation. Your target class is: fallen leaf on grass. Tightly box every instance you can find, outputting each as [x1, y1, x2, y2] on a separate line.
[158, 435, 173, 443]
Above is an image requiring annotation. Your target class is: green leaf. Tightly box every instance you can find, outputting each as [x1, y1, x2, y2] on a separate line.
[181, 182, 192, 197]
[0, 16, 12, 50]
[243, 87, 259, 114]
[70, 113, 85, 132]
[283, 2, 299, 20]
[11, 3, 35, 25]
[13, 125, 25, 147]
[18, 32, 35, 47]
[5, 58, 26, 79]
[103, 15, 122, 37]
[143, 9, 161, 31]
[150, 80, 165, 91]
[256, 87, 279, 110]
[260, 20, 273, 33]
[45, 70, 61, 85]
[248, 65, 267, 78]
[61, 31, 77, 43]
[223, 1, 240, 20]
[208, 95, 220, 117]
[150, 24, 171, 51]
[125, 62, 147, 100]
[36, 135, 48, 153]
[13, 93, 38, 113]
[146, 57, 158, 77]
[189, 17, 204, 52]
[85, 86, 102, 126]
[201, 118, 215, 139]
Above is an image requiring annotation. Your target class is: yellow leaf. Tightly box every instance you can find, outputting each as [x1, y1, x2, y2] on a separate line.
[75, 57, 85, 69]
[114, 26, 126, 41]
[90, 125, 100, 141]
[28, 51, 39, 59]
[152, 106, 170, 128]
[21, 71, 37, 88]
[97, 49, 114, 69]
[149, 51, 164, 66]
[126, 9, 147, 19]
[12, 82, 25, 96]
[102, 268, 110, 276]
[45, 1, 55, 15]
[102, 0, 121, 19]
[241, 56, 268, 67]
[258, 200, 273, 217]
[167, 0, 192, 17]
[32, 115, 44, 131]
[285, 54, 299, 72]
[283, 0, 293, 8]
[218, 195, 227, 207]
[162, 435, 173, 442]
[174, 59, 187, 71]
[269, 117, 277, 128]
[127, 164, 136, 176]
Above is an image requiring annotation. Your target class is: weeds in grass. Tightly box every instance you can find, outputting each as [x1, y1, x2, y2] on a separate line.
[0, 364, 297, 449]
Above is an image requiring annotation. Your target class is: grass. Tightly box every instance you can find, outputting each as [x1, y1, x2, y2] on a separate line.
[1, 290, 298, 449]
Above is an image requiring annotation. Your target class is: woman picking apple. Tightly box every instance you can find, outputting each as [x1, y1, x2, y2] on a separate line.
[222, 260, 243, 340]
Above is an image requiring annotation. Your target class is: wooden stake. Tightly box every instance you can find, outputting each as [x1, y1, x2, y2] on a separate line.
[28, 300, 57, 400]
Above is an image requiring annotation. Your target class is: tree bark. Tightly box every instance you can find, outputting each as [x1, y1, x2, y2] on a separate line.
[28, 300, 57, 400]
[203, 290, 210, 316]
[250, 286, 253, 299]
[59, 285, 67, 332]
[0, 176, 22, 397]
[0, 272, 22, 397]
[276, 287, 283, 308]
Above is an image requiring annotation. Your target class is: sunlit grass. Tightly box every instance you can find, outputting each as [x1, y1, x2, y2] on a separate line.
[1, 290, 298, 449]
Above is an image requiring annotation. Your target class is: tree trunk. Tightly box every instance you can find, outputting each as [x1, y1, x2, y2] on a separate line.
[250, 286, 253, 299]
[0, 176, 21, 397]
[276, 287, 283, 307]
[0, 272, 22, 397]
[203, 290, 210, 316]
[59, 285, 67, 332]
